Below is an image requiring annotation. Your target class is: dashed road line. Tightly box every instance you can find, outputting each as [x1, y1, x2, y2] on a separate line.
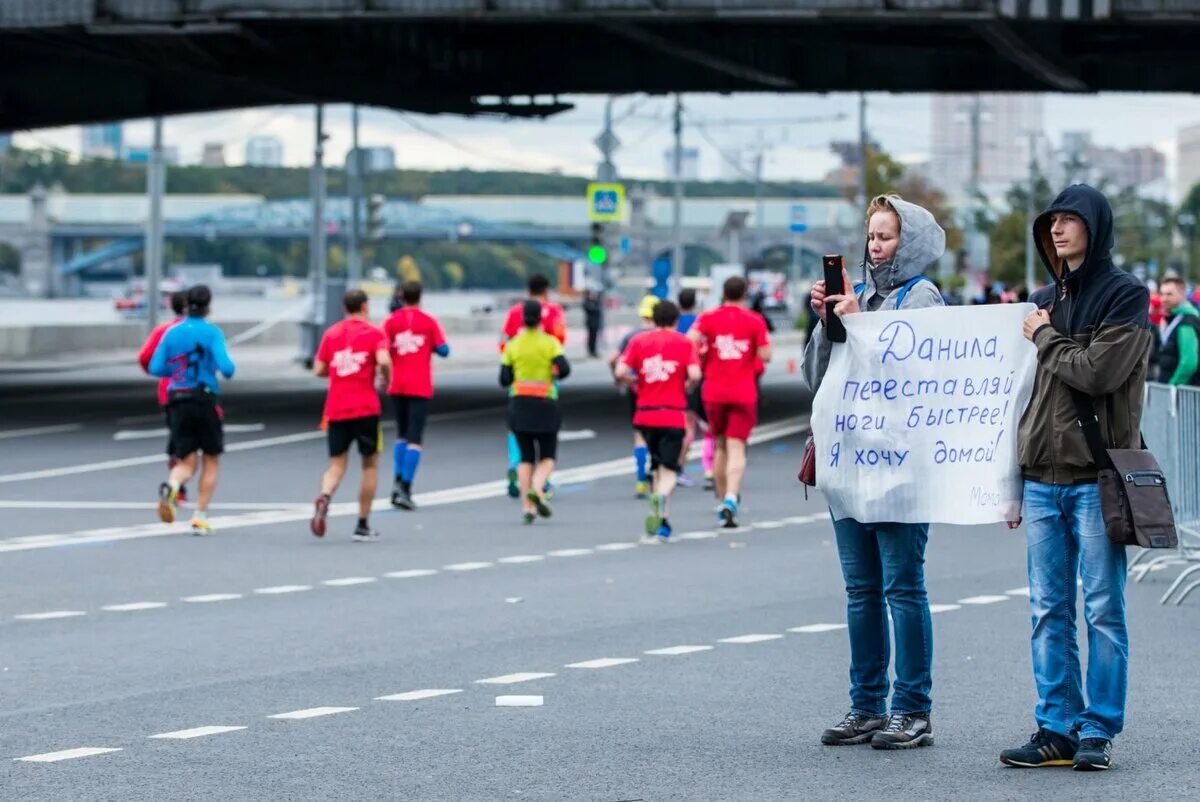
[375, 689, 463, 702]
[564, 658, 639, 669]
[321, 577, 377, 587]
[253, 585, 313, 595]
[475, 672, 556, 685]
[1005, 586, 1031, 597]
[718, 634, 784, 644]
[148, 726, 247, 740]
[958, 595, 1009, 605]
[444, 562, 494, 572]
[384, 569, 438, 579]
[14, 610, 87, 621]
[181, 593, 243, 604]
[102, 602, 168, 612]
[0, 423, 84, 441]
[497, 555, 546, 564]
[15, 747, 122, 763]
[268, 707, 359, 720]
[547, 548, 593, 558]
[929, 603, 963, 614]
[787, 623, 846, 633]
[594, 542, 639, 551]
[644, 645, 714, 656]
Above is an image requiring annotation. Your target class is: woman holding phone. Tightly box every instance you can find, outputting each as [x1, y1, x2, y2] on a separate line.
[801, 194, 946, 751]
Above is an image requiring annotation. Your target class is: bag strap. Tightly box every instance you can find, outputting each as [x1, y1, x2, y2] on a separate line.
[1066, 387, 1116, 471]
[894, 275, 928, 310]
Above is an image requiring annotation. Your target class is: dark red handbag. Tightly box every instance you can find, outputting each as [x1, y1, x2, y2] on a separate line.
[798, 433, 817, 488]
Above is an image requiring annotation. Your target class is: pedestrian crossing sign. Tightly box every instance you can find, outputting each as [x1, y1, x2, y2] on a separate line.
[587, 183, 626, 222]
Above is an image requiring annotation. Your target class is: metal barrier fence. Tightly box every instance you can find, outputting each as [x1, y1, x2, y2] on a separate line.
[1135, 383, 1200, 603]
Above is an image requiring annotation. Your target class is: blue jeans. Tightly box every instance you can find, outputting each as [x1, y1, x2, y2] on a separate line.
[832, 516, 933, 715]
[1023, 480, 1128, 742]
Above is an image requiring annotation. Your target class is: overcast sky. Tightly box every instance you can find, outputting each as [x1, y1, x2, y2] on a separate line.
[12, 92, 1200, 186]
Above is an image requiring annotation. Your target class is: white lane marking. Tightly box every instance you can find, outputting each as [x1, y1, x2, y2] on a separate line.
[101, 602, 168, 612]
[676, 531, 718, 540]
[547, 548, 593, 558]
[14, 610, 87, 621]
[1005, 586, 1031, 597]
[115, 423, 264, 441]
[718, 634, 784, 644]
[474, 672, 556, 685]
[958, 595, 1010, 605]
[181, 593, 243, 603]
[375, 689, 463, 702]
[0, 500, 307, 511]
[15, 747, 122, 763]
[253, 585, 312, 595]
[752, 521, 786, 529]
[148, 725, 246, 740]
[558, 429, 597, 442]
[384, 569, 438, 579]
[929, 603, 963, 614]
[787, 623, 846, 633]
[0, 415, 810, 553]
[782, 514, 828, 525]
[496, 695, 544, 707]
[564, 658, 639, 669]
[0, 423, 84, 440]
[444, 562, 493, 572]
[644, 645, 714, 656]
[497, 555, 545, 564]
[321, 577, 377, 587]
[268, 707, 359, 720]
[594, 542, 639, 551]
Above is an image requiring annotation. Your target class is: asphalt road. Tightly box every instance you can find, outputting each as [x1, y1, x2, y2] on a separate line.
[1, 359, 1197, 801]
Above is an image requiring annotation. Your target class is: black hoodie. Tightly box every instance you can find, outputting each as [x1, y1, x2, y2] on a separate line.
[1017, 184, 1153, 485]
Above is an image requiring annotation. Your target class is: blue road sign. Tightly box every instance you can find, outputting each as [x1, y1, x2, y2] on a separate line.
[789, 204, 808, 234]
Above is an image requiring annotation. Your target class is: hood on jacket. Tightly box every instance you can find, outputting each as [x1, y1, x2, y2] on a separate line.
[1033, 183, 1115, 288]
[863, 197, 946, 292]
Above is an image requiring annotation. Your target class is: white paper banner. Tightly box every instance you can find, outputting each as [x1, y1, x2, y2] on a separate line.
[811, 303, 1037, 525]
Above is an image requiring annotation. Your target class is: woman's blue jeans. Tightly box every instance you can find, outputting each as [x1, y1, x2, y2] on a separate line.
[831, 516, 933, 716]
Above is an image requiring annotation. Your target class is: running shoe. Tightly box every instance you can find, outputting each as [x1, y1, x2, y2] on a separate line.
[635, 480, 649, 499]
[352, 523, 380, 543]
[719, 497, 739, 529]
[820, 711, 887, 746]
[527, 489, 553, 519]
[189, 517, 212, 537]
[157, 482, 177, 524]
[522, 511, 536, 525]
[1073, 738, 1113, 771]
[506, 467, 520, 499]
[310, 494, 329, 538]
[542, 479, 556, 499]
[644, 492, 665, 536]
[177, 485, 189, 505]
[999, 729, 1077, 768]
[871, 712, 933, 750]
[703, 473, 715, 492]
[392, 479, 416, 511]
[676, 471, 695, 488]
[656, 521, 672, 543]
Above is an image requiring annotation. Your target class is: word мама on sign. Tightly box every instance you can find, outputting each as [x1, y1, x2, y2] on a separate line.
[811, 303, 1038, 525]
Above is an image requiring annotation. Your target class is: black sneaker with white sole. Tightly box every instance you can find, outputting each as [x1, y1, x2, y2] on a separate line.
[1073, 738, 1113, 771]
[999, 729, 1077, 767]
[820, 711, 886, 746]
[352, 523, 380, 542]
[870, 712, 933, 750]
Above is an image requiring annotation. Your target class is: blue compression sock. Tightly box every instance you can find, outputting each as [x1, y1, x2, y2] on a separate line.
[393, 440, 408, 479]
[634, 445, 649, 482]
[401, 447, 422, 484]
[507, 433, 521, 471]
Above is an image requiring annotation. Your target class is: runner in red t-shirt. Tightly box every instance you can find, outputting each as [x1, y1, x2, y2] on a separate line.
[310, 289, 391, 542]
[499, 273, 565, 499]
[382, 280, 449, 510]
[616, 300, 700, 543]
[688, 276, 772, 528]
[137, 291, 190, 502]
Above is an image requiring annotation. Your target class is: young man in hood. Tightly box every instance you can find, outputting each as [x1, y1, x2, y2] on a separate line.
[1156, 276, 1199, 386]
[1001, 185, 1153, 772]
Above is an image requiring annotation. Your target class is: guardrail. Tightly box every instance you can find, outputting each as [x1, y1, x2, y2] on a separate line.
[1134, 383, 1200, 604]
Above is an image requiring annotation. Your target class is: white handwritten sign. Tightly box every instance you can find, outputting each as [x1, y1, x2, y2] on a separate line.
[811, 303, 1037, 525]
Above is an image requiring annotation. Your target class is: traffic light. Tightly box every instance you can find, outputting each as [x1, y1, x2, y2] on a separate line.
[366, 194, 386, 242]
[587, 222, 607, 266]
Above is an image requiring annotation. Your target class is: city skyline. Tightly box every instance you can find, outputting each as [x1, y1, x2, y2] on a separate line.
[7, 92, 1198, 195]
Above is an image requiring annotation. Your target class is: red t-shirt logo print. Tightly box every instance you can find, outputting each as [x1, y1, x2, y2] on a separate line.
[330, 347, 369, 377]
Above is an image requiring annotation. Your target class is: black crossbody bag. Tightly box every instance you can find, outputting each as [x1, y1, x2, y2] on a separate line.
[1067, 388, 1177, 549]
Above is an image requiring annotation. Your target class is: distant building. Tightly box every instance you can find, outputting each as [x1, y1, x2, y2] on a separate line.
[201, 142, 226, 167]
[663, 146, 700, 181]
[82, 123, 123, 159]
[345, 146, 396, 173]
[1061, 131, 1164, 192]
[1177, 123, 1200, 202]
[929, 94, 1043, 203]
[245, 135, 284, 167]
[123, 145, 180, 165]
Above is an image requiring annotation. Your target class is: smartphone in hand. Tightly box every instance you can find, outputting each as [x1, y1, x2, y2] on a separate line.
[823, 254, 847, 343]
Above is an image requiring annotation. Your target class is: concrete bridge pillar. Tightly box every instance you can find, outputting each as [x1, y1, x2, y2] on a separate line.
[20, 185, 53, 297]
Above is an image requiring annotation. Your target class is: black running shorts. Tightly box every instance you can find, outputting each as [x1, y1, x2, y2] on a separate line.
[166, 394, 224, 458]
[390, 395, 430, 445]
[514, 431, 558, 464]
[327, 415, 381, 458]
[639, 426, 685, 473]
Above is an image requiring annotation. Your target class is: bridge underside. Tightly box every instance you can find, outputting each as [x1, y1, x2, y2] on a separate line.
[3, 2, 1200, 130]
